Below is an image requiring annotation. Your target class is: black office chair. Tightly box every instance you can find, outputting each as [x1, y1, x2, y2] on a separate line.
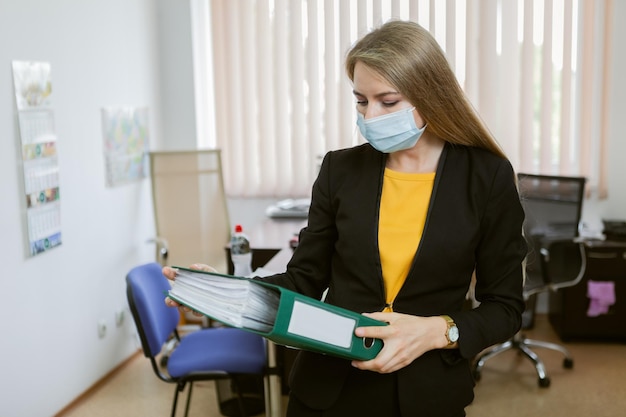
[473, 173, 587, 388]
[126, 262, 268, 417]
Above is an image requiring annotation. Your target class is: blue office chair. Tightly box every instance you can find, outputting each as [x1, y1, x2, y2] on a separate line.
[126, 262, 267, 417]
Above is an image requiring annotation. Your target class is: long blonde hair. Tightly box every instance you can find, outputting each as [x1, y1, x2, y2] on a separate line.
[346, 20, 506, 159]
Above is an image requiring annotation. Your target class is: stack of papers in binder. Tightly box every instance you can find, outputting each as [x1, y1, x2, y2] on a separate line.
[170, 269, 280, 332]
[168, 267, 387, 360]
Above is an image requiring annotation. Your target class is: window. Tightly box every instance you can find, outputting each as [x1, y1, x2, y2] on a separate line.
[192, 0, 612, 198]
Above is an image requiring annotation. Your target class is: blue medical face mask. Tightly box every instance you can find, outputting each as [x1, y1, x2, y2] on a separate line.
[356, 107, 426, 153]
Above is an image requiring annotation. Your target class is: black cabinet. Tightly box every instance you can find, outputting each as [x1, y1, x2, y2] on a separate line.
[549, 241, 626, 341]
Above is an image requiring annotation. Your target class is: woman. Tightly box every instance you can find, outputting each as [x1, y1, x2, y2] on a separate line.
[166, 20, 526, 417]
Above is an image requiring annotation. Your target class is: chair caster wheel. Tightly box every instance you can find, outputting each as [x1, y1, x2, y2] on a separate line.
[538, 377, 551, 388]
[563, 358, 574, 369]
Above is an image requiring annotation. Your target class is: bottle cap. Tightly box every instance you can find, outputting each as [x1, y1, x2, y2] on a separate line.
[234, 224, 243, 233]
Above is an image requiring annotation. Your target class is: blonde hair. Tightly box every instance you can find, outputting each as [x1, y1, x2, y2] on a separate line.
[346, 20, 506, 159]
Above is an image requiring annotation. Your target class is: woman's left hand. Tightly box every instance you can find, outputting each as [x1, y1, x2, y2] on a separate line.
[351, 312, 449, 373]
[163, 263, 216, 315]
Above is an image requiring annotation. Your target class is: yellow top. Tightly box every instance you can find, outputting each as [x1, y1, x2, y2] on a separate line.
[379, 168, 435, 312]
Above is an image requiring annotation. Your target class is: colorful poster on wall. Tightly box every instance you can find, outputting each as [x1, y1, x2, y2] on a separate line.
[101, 107, 149, 187]
[12, 60, 62, 257]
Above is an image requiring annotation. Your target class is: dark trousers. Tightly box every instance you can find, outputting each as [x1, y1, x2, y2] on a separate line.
[285, 366, 466, 417]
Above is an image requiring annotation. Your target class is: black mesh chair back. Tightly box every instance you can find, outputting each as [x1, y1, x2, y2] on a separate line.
[517, 173, 586, 293]
[517, 173, 586, 239]
[473, 173, 587, 388]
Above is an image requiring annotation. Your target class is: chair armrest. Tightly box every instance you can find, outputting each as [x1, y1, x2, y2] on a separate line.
[538, 239, 587, 291]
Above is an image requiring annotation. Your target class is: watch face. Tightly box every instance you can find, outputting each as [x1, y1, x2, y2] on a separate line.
[449, 326, 459, 342]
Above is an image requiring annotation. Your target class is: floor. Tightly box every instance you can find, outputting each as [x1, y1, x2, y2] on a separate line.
[59, 315, 626, 417]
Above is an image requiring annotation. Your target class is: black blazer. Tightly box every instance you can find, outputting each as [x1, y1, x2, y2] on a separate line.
[261, 143, 527, 415]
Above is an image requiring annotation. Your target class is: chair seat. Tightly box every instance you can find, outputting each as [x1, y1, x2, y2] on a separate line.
[168, 327, 267, 377]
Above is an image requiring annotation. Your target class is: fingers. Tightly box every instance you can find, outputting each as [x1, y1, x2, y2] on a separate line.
[162, 266, 177, 280]
[190, 263, 217, 272]
[164, 296, 196, 315]
[350, 347, 397, 373]
[354, 324, 388, 339]
[162, 264, 217, 280]
[362, 311, 393, 322]
[351, 350, 407, 374]
[163, 263, 214, 317]
[164, 297, 186, 311]
[164, 297, 180, 308]
[354, 312, 394, 339]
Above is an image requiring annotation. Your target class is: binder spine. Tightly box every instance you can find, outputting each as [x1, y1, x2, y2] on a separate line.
[266, 287, 385, 361]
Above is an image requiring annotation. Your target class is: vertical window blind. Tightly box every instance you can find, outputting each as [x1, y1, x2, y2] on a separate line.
[192, 0, 612, 199]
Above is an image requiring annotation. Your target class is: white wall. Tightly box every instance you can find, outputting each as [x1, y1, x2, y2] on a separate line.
[0, 1, 194, 416]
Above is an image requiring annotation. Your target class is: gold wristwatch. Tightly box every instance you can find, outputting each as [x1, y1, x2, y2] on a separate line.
[442, 315, 459, 346]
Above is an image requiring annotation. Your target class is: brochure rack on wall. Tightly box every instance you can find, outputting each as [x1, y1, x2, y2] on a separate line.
[12, 61, 62, 256]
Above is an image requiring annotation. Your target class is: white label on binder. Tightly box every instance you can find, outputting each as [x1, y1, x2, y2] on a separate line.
[287, 300, 355, 348]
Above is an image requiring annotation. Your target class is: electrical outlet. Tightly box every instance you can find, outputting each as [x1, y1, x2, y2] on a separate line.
[97, 320, 107, 339]
[115, 310, 125, 327]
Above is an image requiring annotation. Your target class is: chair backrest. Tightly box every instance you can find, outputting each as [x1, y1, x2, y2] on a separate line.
[126, 262, 180, 357]
[149, 150, 231, 272]
[517, 173, 587, 287]
[517, 173, 586, 240]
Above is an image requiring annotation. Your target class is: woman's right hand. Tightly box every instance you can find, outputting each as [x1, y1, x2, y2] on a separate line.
[163, 263, 217, 312]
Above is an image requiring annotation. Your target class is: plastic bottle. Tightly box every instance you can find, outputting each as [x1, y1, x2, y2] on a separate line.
[230, 224, 253, 277]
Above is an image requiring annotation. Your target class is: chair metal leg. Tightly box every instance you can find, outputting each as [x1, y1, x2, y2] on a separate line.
[472, 331, 574, 388]
[473, 339, 514, 377]
[183, 382, 193, 417]
[522, 338, 573, 360]
[517, 342, 551, 387]
[171, 384, 181, 417]
[170, 381, 191, 417]
[522, 337, 575, 370]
